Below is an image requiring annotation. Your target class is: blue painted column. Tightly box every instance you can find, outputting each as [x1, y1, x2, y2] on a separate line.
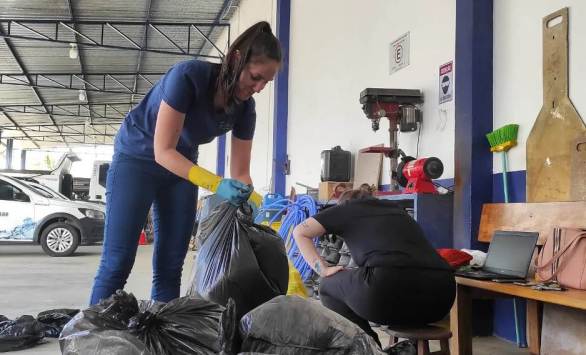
[272, 0, 290, 195]
[454, 0, 493, 250]
[216, 134, 226, 177]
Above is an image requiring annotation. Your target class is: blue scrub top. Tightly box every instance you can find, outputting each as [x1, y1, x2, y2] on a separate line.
[115, 60, 256, 162]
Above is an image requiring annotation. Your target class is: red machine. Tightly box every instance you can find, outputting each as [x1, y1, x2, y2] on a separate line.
[397, 157, 444, 194]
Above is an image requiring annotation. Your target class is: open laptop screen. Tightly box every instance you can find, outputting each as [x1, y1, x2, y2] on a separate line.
[483, 231, 539, 278]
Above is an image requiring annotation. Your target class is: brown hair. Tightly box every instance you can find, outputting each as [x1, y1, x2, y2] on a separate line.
[217, 21, 282, 112]
[337, 184, 375, 205]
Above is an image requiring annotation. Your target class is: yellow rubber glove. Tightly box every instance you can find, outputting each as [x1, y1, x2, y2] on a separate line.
[187, 165, 222, 192]
[189, 165, 262, 207]
[249, 191, 262, 208]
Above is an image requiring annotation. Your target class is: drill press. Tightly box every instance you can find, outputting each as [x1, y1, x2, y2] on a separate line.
[359, 88, 424, 191]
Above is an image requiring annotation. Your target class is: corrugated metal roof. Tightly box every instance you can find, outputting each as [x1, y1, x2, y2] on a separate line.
[0, 0, 238, 148]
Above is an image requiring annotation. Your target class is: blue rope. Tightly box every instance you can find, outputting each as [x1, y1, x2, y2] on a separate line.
[255, 195, 319, 281]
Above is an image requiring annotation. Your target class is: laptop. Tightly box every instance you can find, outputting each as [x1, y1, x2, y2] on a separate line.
[455, 231, 539, 281]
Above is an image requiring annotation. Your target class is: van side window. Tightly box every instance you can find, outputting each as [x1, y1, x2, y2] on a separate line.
[0, 180, 30, 202]
[99, 163, 109, 188]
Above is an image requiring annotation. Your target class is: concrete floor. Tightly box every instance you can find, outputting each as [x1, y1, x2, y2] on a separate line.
[0, 244, 528, 354]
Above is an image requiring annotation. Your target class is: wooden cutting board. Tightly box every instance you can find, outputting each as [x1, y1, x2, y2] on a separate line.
[526, 8, 586, 202]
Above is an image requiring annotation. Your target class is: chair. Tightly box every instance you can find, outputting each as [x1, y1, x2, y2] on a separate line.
[385, 324, 452, 355]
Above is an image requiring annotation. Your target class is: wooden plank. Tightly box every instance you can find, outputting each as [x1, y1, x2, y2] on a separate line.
[527, 300, 543, 355]
[570, 136, 586, 201]
[353, 145, 383, 189]
[450, 283, 473, 355]
[456, 277, 586, 310]
[526, 7, 586, 202]
[478, 202, 586, 244]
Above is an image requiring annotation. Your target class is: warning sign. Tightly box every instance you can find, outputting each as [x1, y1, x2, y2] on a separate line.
[390, 32, 410, 75]
[439, 61, 453, 104]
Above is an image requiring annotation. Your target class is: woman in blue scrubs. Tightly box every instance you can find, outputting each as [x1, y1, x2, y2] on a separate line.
[90, 21, 281, 304]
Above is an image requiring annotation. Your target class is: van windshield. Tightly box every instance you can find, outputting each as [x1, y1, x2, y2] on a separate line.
[29, 185, 54, 198]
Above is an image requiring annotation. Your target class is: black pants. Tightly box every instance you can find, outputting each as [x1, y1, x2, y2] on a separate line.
[319, 266, 456, 346]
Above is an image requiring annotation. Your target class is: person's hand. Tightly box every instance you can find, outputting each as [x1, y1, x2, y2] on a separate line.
[321, 265, 344, 278]
[216, 179, 252, 206]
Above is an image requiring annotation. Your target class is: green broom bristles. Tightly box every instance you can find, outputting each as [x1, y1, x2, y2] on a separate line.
[486, 124, 519, 152]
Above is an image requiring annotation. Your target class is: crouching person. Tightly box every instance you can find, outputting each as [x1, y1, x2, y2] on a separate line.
[292, 187, 456, 346]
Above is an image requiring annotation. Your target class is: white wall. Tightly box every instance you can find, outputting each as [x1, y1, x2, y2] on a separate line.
[287, 0, 456, 192]
[493, 0, 586, 173]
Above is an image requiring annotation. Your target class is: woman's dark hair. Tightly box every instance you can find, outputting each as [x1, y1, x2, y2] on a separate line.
[217, 21, 282, 112]
[337, 184, 376, 205]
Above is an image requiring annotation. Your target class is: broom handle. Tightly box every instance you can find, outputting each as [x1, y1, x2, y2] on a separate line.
[502, 151, 510, 203]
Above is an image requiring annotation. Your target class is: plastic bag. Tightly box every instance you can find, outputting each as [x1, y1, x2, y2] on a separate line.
[190, 202, 288, 319]
[286, 260, 307, 298]
[129, 296, 226, 355]
[386, 340, 416, 355]
[239, 295, 384, 355]
[37, 308, 79, 338]
[60, 290, 229, 355]
[0, 315, 45, 352]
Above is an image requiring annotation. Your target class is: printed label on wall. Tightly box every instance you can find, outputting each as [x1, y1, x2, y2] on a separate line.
[439, 61, 453, 104]
[390, 32, 410, 75]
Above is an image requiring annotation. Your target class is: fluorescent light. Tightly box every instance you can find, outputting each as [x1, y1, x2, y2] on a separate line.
[69, 43, 78, 59]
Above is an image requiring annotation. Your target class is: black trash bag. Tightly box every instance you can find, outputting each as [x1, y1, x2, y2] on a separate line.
[60, 290, 147, 355]
[384, 340, 417, 355]
[128, 296, 227, 355]
[0, 315, 45, 352]
[239, 295, 384, 355]
[37, 308, 79, 338]
[190, 202, 288, 319]
[60, 290, 232, 355]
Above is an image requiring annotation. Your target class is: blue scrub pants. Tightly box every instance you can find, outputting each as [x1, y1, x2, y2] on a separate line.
[90, 152, 197, 305]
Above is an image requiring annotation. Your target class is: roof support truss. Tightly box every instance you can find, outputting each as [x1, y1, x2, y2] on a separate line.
[0, 19, 228, 59]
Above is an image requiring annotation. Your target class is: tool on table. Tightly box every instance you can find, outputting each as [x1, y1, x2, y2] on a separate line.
[359, 88, 423, 191]
[396, 156, 444, 194]
[530, 281, 565, 292]
[526, 7, 586, 202]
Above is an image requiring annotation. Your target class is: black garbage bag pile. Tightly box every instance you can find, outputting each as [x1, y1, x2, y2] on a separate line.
[189, 202, 289, 319]
[0, 308, 79, 352]
[59, 290, 233, 355]
[238, 295, 385, 355]
[37, 309, 80, 338]
[0, 315, 45, 352]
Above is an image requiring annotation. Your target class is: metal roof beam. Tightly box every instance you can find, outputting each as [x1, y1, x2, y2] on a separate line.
[0, 123, 119, 129]
[65, 0, 97, 127]
[130, 0, 154, 106]
[0, 110, 41, 148]
[0, 72, 160, 95]
[0, 29, 67, 145]
[197, 0, 233, 57]
[0, 20, 228, 59]
[0, 103, 133, 120]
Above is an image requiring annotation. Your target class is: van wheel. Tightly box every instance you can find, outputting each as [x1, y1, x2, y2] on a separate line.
[40, 222, 80, 257]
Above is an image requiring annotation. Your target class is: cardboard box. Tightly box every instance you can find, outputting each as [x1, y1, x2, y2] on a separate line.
[319, 181, 353, 201]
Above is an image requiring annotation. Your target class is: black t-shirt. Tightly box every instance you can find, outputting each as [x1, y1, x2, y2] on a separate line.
[313, 199, 451, 271]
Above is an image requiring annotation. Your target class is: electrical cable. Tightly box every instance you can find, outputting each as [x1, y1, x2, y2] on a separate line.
[255, 194, 319, 281]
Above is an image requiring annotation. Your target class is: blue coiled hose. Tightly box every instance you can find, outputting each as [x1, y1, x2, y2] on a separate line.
[255, 195, 319, 281]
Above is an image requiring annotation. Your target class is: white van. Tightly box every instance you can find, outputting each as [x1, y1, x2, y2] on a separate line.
[0, 174, 105, 256]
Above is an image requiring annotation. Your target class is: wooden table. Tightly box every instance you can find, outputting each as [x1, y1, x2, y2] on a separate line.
[450, 276, 586, 355]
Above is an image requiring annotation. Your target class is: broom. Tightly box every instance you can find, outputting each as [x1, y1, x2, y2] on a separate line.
[486, 124, 525, 347]
[486, 124, 519, 203]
